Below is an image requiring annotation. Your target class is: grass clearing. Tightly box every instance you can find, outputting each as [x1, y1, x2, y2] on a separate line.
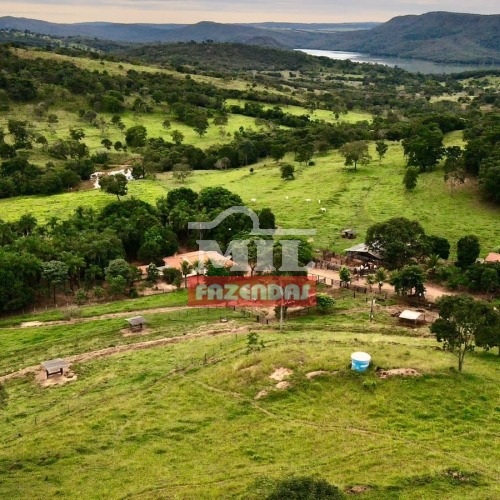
[2, 137, 498, 256]
[225, 98, 373, 124]
[0, 306, 243, 376]
[0, 103, 262, 164]
[0, 311, 498, 498]
[0, 290, 189, 327]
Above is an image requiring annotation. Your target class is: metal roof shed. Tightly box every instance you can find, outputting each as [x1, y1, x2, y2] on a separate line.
[345, 243, 382, 261]
[126, 316, 147, 331]
[41, 358, 67, 379]
[399, 310, 425, 325]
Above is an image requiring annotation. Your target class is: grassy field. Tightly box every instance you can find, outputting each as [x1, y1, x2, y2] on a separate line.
[0, 290, 189, 328]
[2, 136, 499, 257]
[157, 138, 498, 256]
[2, 44, 499, 500]
[12, 47, 289, 94]
[0, 103, 264, 163]
[0, 298, 498, 499]
[225, 98, 373, 124]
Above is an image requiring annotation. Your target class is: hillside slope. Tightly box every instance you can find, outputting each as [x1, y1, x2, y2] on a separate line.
[1, 13, 498, 63]
[320, 12, 500, 63]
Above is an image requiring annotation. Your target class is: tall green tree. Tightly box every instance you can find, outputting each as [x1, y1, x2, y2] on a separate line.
[457, 235, 480, 269]
[366, 217, 429, 269]
[172, 163, 193, 184]
[431, 295, 497, 371]
[280, 163, 295, 180]
[402, 125, 444, 172]
[41, 260, 69, 303]
[390, 265, 426, 296]
[100, 174, 128, 201]
[375, 140, 388, 164]
[339, 141, 371, 171]
[403, 166, 420, 191]
[125, 125, 147, 148]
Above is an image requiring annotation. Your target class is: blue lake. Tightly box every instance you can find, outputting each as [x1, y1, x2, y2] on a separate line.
[297, 49, 500, 74]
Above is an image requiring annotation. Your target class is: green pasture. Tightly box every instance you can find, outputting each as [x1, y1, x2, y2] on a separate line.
[2, 136, 499, 257]
[0, 308, 498, 498]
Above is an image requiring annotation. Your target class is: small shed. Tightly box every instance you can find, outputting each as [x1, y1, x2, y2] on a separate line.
[345, 243, 382, 262]
[485, 252, 500, 263]
[341, 229, 358, 239]
[41, 358, 67, 379]
[399, 310, 425, 326]
[126, 316, 147, 332]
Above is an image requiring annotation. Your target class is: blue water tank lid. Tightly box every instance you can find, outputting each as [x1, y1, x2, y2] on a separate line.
[351, 352, 371, 363]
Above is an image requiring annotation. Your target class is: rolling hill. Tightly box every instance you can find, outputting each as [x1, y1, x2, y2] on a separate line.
[0, 17, 372, 45]
[0, 12, 499, 63]
[321, 12, 500, 64]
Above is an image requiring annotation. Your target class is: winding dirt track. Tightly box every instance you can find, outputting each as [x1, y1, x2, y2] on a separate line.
[0, 323, 253, 384]
[310, 269, 454, 302]
[16, 306, 209, 329]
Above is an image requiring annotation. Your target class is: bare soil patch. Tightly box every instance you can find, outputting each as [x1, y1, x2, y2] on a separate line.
[276, 381, 291, 390]
[347, 485, 372, 494]
[255, 389, 269, 400]
[269, 367, 293, 382]
[121, 327, 152, 338]
[377, 368, 421, 379]
[306, 370, 338, 379]
[20, 321, 44, 328]
[35, 367, 77, 387]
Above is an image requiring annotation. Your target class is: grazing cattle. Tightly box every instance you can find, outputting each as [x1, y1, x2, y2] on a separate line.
[285, 196, 289, 200]
[305, 199, 312, 202]
[318, 200, 321, 204]
[320, 208, 327, 213]
[250, 198, 257, 203]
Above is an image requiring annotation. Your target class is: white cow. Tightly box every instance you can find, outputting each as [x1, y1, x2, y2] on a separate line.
[250, 198, 257, 203]
[320, 208, 327, 213]
[305, 198, 312, 202]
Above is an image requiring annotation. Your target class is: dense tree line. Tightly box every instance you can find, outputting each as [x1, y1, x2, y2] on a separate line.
[0, 186, 278, 312]
[366, 217, 499, 296]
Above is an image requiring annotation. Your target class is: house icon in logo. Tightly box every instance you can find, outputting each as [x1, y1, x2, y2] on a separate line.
[188, 206, 316, 273]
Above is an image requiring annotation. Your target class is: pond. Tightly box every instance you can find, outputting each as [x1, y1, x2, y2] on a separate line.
[297, 49, 500, 74]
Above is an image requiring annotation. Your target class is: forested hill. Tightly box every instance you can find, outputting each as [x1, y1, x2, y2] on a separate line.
[121, 43, 336, 72]
[0, 12, 499, 63]
[0, 17, 369, 46]
[320, 12, 500, 64]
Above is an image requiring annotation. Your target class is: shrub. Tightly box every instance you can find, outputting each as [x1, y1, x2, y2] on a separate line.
[266, 476, 344, 500]
[362, 380, 377, 392]
[74, 289, 88, 305]
[246, 332, 265, 354]
[163, 267, 182, 284]
[93, 286, 105, 300]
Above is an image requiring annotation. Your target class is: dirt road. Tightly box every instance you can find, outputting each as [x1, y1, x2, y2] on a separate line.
[309, 268, 454, 302]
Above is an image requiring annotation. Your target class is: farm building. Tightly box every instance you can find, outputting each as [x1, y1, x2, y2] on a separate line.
[163, 251, 232, 271]
[345, 243, 382, 262]
[398, 310, 425, 326]
[126, 316, 147, 332]
[484, 252, 500, 263]
[139, 251, 232, 278]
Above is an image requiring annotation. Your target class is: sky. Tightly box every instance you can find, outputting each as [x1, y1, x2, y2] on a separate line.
[0, 0, 498, 24]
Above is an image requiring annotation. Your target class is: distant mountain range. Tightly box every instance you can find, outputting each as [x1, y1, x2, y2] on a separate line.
[0, 12, 499, 64]
[0, 17, 377, 44]
[321, 12, 500, 64]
